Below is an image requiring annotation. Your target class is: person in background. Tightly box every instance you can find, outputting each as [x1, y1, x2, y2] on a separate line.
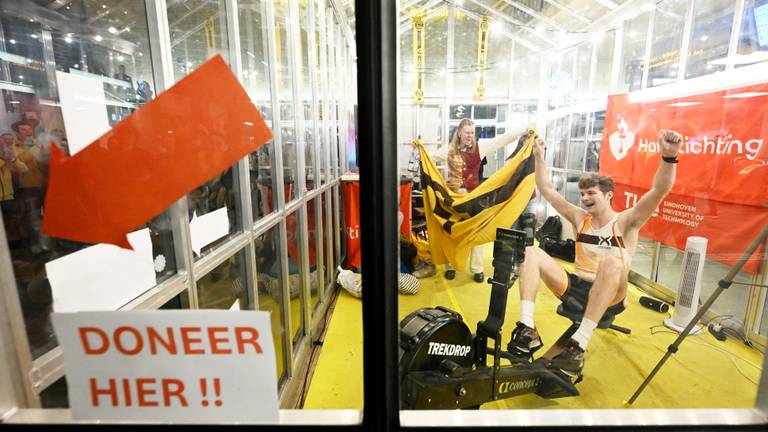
[507, 130, 682, 377]
[11, 121, 45, 253]
[442, 117, 531, 283]
[1, 131, 28, 202]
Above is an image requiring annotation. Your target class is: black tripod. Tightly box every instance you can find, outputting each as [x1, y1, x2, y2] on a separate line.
[626, 223, 768, 405]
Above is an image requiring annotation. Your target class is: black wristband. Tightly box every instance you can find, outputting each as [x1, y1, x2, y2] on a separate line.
[662, 155, 678, 164]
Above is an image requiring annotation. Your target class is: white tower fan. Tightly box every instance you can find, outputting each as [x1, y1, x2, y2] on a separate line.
[664, 237, 708, 335]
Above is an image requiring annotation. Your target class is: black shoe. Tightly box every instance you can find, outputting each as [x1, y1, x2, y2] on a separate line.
[506, 322, 543, 360]
[444, 269, 456, 280]
[473, 272, 484, 283]
[549, 339, 585, 378]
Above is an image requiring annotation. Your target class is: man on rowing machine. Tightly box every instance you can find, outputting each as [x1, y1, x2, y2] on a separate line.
[507, 129, 682, 377]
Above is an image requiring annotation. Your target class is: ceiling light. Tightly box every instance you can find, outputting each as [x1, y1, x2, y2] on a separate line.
[102, 4, 107, 9]
[186, 62, 193, 67]
[94, 35, 103, 42]
[108, 27, 118, 34]
[722, 92, 768, 98]
[666, 101, 702, 107]
[30, 34, 38, 39]
[591, 32, 604, 43]
[125, 27, 130, 32]
[9, 39, 16, 44]
[535, 23, 545, 35]
[701, 35, 708, 41]
[117, 55, 124, 61]
[490, 21, 503, 33]
[18, 75, 23, 79]
[641, 3, 656, 12]
[64, 36, 73, 43]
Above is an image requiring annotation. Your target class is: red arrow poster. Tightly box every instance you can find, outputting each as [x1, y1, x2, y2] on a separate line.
[42, 55, 272, 248]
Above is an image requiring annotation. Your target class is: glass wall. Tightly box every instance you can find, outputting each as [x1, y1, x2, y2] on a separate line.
[0, 0, 353, 412]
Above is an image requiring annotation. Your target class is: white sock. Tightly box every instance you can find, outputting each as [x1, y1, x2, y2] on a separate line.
[572, 318, 597, 350]
[520, 300, 535, 328]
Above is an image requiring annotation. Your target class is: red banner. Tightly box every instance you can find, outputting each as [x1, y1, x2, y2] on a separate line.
[601, 84, 768, 273]
[342, 180, 412, 270]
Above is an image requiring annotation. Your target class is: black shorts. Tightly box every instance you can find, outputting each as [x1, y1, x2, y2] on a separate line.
[561, 272, 626, 317]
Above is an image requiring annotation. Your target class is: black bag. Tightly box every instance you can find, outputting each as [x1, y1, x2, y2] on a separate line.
[535, 215, 562, 242]
[542, 237, 576, 262]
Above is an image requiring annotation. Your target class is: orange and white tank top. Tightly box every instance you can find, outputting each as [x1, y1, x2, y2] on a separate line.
[574, 214, 633, 281]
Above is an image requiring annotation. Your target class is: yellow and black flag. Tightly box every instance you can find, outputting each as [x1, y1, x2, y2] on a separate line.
[417, 131, 537, 270]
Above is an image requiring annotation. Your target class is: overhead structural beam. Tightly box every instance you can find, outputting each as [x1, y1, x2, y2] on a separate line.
[454, 4, 540, 52]
[399, 0, 442, 25]
[541, 0, 591, 25]
[499, 0, 566, 32]
[464, 0, 553, 45]
[594, 0, 619, 9]
[398, 4, 446, 33]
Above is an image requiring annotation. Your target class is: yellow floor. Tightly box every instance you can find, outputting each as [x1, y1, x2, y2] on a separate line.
[304, 243, 764, 409]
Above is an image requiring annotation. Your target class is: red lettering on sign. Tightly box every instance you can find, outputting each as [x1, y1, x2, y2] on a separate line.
[147, 327, 177, 355]
[235, 327, 262, 354]
[162, 379, 188, 407]
[207, 327, 232, 354]
[114, 326, 144, 355]
[80, 327, 109, 355]
[90, 378, 118, 407]
[180, 327, 204, 354]
[136, 378, 159, 407]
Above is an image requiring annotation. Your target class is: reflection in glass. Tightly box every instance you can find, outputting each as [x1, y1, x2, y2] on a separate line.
[619, 11, 651, 92]
[648, 0, 687, 87]
[275, 4, 298, 202]
[322, 191, 332, 288]
[167, 0, 229, 81]
[737, 0, 768, 64]
[255, 225, 286, 383]
[564, 174, 581, 206]
[567, 113, 587, 171]
[686, 0, 735, 78]
[656, 245, 753, 318]
[512, 45, 540, 100]
[240, 0, 278, 222]
[286, 210, 305, 351]
[197, 250, 247, 310]
[452, 13, 477, 99]
[300, 2, 315, 192]
[424, 13, 447, 96]
[593, 30, 615, 95]
[309, 198, 323, 315]
[0, 2, 175, 360]
[631, 236, 656, 278]
[574, 43, 591, 99]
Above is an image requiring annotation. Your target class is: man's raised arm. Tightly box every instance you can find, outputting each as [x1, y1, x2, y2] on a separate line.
[625, 130, 682, 228]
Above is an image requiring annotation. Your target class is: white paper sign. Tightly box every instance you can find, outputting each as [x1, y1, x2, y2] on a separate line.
[55, 70, 111, 155]
[189, 207, 230, 257]
[46, 228, 156, 312]
[51, 310, 279, 424]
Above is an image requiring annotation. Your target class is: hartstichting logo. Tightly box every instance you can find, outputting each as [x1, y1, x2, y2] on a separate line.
[608, 116, 635, 161]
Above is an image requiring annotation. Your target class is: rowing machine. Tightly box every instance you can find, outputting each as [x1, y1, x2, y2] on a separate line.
[399, 224, 580, 409]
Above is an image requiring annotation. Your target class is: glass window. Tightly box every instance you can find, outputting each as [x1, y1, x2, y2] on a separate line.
[656, 245, 753, 318]
[323, 191, 332, 288]
[40, 376, 68, 408]
[197, 249, 248, 310]
[315, 0, 327, 185]
[424, 12, 447, 97]
[631, 236, 657, 278]
[239, 0, 279, 223]
[300, 1, 315, 192]
[550, 116, 568, 169]
[585, 111, 604, 173]
[0, 2, 175, 360]
[255, 225, 287, 383]
[511, 44, 540, 101]
[619, 11, 651, 92]
[574, 42, 591, 100]
[485, 23, 509, 99]
[286, 210, 305, 351]
[309, 198, 323, 315]
[548, 49, 575, 110]
[167, 0, 229, 81]
[399, 26, 414, 98]
[686, 0, 735, 78]
[567, 113, 586, 171]
[648, 0, 688, 87]
[167, 0, 241, 258]
[452, 13, 477, 99]
[593, 30, 615, 94]
[274, 4, 298, 203]
[760, 290, 768, 336]
[737, 0, 768, 64]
